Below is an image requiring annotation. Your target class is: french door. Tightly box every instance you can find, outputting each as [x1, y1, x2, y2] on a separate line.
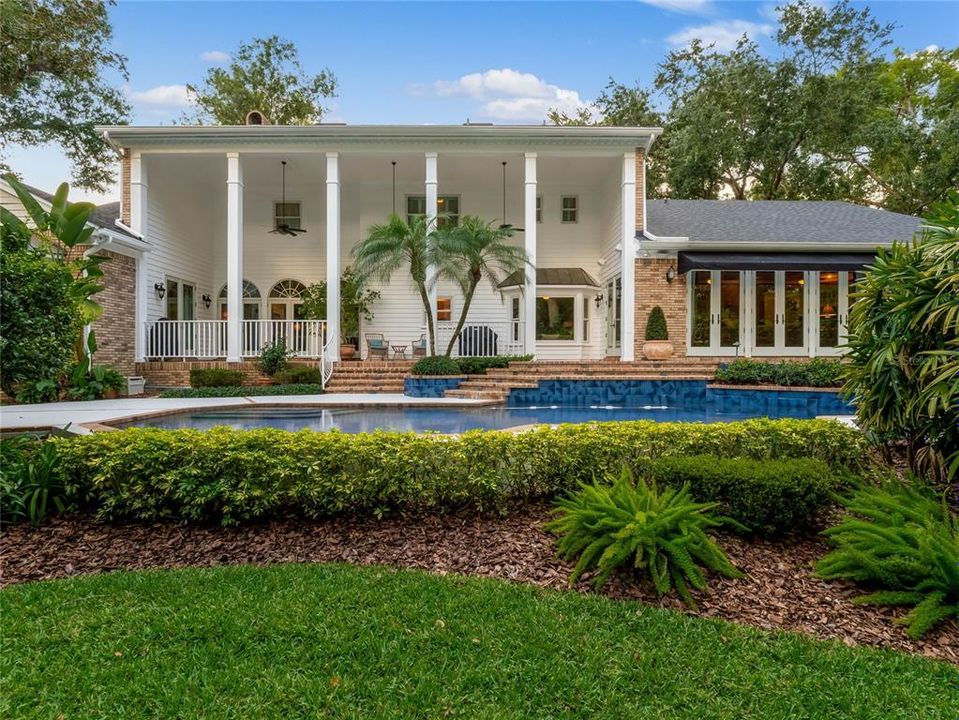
[750, 271, 808, 356]
[810, 271, 858, 355]
[605, 276, 622, 354]
[687, 270, 743, 356]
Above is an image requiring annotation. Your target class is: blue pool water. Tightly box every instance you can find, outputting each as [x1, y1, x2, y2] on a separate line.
[126, 383, 851, 433]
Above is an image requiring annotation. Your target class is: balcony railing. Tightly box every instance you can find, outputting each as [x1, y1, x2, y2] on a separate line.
[145, 319, 327, 360]
[435, 320, 524, 357]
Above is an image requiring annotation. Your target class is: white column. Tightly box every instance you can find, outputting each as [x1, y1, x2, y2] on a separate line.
[524, 152, 537, 357]
[326, 152, 341, 361]
[226, 152, 244, 362]
[621, 151, 637, 361]
[130, 152, 149, 362]
[425, 152, 438, 354]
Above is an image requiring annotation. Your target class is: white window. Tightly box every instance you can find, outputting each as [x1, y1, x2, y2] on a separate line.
[274, 202, 301, 231]
[536, 196, 543, 223]
[436, 296, 453, 322]
[407, 195, 460, 227]
[536, 296, 575, 340]
[582, 296, 590, 340]
[561, 196, 578, 223]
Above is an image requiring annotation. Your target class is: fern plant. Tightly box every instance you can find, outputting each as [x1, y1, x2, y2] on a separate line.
[816, 478, 959, 638]
[545, 466, 742, 607]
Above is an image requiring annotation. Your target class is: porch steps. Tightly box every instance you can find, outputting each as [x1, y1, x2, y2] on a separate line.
[444, 359, 722, 401]
[324, 361, 413, 394]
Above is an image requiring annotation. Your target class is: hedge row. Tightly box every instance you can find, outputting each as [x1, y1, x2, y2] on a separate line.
[158, 384, 325, 398]
[411, 355, 534, 376]
[714, 358, 844, 388]
[53, 418, 866, 531]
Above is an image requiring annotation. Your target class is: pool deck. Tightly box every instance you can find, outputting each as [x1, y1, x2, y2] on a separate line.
[0, 394, 497, 432]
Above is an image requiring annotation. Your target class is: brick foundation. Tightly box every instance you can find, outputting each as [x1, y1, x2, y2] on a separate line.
[634, 258, 687, 359]
[136, 360, 319, 388]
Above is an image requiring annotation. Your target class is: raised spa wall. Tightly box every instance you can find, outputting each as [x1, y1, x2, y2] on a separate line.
[403, 376, 467, 398]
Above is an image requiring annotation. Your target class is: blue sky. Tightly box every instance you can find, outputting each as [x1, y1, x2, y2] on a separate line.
[7, 0, 958, 203]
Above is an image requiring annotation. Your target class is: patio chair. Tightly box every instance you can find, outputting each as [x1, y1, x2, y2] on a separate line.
[411, 334, 428, 358]
[365, 333, 389, 359]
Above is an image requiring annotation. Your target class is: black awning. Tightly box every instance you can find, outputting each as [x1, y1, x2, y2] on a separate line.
[677, 251, 876, 274]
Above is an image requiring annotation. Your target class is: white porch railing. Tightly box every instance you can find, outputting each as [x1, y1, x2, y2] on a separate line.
[435, 321, 525, 357]
[145, 319, 327, 360]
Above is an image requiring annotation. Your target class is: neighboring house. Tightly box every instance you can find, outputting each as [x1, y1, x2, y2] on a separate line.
[0, 178, 149, 375]
[91, 121, 919, 381]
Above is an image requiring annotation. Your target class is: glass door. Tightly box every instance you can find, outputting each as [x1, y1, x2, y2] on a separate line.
[687, 270, 742, 355]
[750, 271, 809, 356]
[812, 270, 860, 355]
[605, 276, 622, 353]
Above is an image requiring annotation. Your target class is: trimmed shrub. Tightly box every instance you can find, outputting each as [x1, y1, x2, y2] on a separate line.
[645, 306, 668, 341]
[816, 478, 959, 638]
[647, 455, 845, 535]
[258, 340, 295, 376]
[546, 466, 741, 606]
[715, 358, 844, 388]
[159, 384, 324, 399]
[411, 355, 461, 376]
[190, 368, 244, 388]
[273, 366, 323, 385]
[454, 355, 533, 375]
[52, 418, 867, 525]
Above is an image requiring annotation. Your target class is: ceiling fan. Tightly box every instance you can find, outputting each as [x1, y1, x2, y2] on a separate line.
[269, 161, 307, 237]
[499, 161, 524, 233]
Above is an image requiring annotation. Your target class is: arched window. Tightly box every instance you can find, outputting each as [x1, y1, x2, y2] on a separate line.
[217, 280, 261, 320]
[269, 279, 307, 320]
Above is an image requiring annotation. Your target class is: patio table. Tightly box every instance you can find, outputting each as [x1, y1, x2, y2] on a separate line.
[391, 343, 408, 360]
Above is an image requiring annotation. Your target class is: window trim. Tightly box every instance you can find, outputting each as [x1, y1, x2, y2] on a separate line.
[560, 195, 578, 224]
[406, 194, 461, 227]
[273, 201, 302, 231]
[535, 295, 577, 342]
[436, 295, 454, 323]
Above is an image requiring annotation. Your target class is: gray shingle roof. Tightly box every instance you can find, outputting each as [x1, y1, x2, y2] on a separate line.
[644, 199, 920, 246]
[498, 267, 600, 289]
[21, 184, 136, 239]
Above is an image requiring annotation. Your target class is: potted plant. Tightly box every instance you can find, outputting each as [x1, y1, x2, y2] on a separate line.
[301, 267, 380, 361]
[643, 306, 673, 360]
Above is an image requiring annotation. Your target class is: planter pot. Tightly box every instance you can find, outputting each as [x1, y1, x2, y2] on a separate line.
[340, 344, 357, 360]
[643, 340, 674, 360]
[103, 388, 120, 400]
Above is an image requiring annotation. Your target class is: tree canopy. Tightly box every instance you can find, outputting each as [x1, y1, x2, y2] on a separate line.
[183, 35, 337, 125]
[550, 0, 958, 214]
[0, 0, 129, 192]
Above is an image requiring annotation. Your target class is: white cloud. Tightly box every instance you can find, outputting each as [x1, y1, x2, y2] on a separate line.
[666, 20, 773, 51]
[638, 0, 713, 14]
[431, 68, 590, 121]
[127, 84, 192, 108]
[200, 50, 231, 63]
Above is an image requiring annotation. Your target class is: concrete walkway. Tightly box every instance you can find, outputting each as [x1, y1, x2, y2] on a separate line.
[0, 394, 494, 432]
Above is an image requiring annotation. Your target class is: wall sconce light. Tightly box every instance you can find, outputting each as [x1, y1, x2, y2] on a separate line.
[665, 265, 676, 284]
[202, 294, 212, 309]
[594, 293, 605, 308]
[154, 282, 166, 300]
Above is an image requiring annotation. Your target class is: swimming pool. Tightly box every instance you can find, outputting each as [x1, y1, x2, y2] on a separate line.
[124, 385, 851, 433]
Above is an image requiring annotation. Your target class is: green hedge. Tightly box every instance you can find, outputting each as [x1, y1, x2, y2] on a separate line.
[189, 368, 244, 388]
[714, 358, 844, 388]
[273, 366, 323, 385]
[411, 354, 534, 376]
[53, 418, 866, 526]
[647, 455, 845, 535]
[159, 384, 324, 398]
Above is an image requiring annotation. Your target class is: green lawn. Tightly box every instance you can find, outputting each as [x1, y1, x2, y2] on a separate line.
[2, 564, 955, 719]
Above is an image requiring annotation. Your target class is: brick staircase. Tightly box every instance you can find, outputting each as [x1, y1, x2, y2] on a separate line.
[324, 360, 413, 393]
[443, 359, 722, 401]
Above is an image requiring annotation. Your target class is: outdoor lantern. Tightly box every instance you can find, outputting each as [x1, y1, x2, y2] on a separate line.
[665, 265, 677, 284]
[202, 293, 212, 309]
[154, 282, 166, 300]
[594, 293, 605, 308]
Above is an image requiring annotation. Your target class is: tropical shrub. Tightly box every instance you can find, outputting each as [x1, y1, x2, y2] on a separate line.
[546, 466, 741, 606]
[257, 340, 295, 376]
[715, 358, 844, 387]
[647, 455, 845, 535]
[159, 384, 324, 399]
[816, 478, 959, 638]
[273, 366, 323, 385]
[645, 306, 669, 341]
[453, 355, 533, 375]
[300, 266, 380, 343]
[65, 361, 125, 400]
[0, 435, 67, 526]
[843, 193, 959, 481]
[411, 355, 461, 376]
[189, 368, 244, 388]
[52, 418, 866, 525]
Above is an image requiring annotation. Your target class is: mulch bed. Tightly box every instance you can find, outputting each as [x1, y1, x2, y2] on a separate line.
[2, 508, 956, 664]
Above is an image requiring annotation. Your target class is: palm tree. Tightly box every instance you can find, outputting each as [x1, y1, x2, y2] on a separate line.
[352, 214, 437, 352]
[434, 216, 529, 356]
